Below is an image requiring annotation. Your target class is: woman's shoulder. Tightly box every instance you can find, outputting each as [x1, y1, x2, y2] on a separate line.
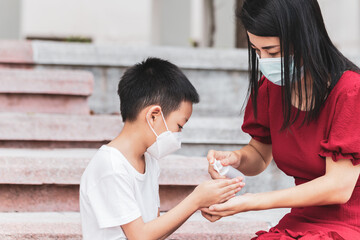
[325, 70, 360, 110]
[332, 70, 360, 95]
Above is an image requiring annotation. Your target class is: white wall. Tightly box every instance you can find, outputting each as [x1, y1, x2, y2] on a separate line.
[189, 0, 236, 48]
[21, 0, 236, 48]
[152, 0, 192, 47]
[14, 0, 360, 52]
[213, 0, 236, 49]
[318, 0, 360, 54]
[0, 0, 21, 39]
[21, 0, 152, 45]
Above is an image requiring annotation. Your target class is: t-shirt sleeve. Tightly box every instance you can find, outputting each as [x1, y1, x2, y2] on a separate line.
[319, 80, 360, 165]
[241, 78, 272, 144]
[87, 172, 141, 228]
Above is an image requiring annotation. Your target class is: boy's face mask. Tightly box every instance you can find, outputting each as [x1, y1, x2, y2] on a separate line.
[257, 54, 303, 86]
[146, 111, 181, 159]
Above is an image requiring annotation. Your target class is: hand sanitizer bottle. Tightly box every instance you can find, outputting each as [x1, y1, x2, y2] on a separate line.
[212, 159, 244, 179]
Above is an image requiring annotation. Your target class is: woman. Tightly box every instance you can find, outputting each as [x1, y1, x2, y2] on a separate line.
[201, 0, 360, 239]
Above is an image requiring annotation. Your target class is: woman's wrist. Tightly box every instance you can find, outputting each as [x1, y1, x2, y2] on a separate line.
[247, 193, 263, 210]
[248, 192, 275, 211]
[232, 150, 242, 169]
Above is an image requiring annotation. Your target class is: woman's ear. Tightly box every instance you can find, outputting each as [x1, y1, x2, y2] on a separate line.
[146, 105, 162, 127]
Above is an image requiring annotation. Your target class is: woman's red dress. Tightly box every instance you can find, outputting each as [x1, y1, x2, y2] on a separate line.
[242, 71, 360, 239]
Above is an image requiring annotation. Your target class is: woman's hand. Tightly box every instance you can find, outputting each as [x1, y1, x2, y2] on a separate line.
[201, 210, 222, 222]
[201, 193, 254, 218]
[191, 178, 245, 209]
[207, 150, 242, 179]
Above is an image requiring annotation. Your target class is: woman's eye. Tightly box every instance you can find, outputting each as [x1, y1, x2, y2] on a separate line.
[269, 52, 280, 57]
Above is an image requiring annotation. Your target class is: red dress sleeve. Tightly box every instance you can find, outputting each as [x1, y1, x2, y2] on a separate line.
[242, 77, 272, 144]
[319, 76, 360, 165]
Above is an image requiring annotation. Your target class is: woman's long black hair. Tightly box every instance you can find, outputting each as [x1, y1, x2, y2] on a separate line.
[238, 0, 359, 129]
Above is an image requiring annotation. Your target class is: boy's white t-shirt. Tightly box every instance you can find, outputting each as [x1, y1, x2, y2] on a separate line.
[80, 145, 160, 240]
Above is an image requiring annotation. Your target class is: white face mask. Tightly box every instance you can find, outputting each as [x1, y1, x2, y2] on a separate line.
[257, 54, 303, 86]
[146, 111, 182, 159]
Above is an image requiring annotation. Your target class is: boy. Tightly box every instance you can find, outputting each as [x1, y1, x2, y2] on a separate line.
[80, 58, 244, 240]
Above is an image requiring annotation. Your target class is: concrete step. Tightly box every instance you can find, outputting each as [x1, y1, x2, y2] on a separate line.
[0, 212, 80, 240]
[0, 148, 210, 212]
[0, 211, 280, 239]
[0, 40, 250, 117]
[0, 41, 33, 64]
[2, 41, 360, 117]
[0, 112, 250, 151]
[0, 148, 209, 185]
[0, 68, 94, 114]
[0, 148, 294, 212]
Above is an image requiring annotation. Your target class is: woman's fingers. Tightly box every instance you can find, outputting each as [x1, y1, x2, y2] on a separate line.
[201, 210, 211, 221]
[207, 150, 228, 163]
[201, 207, 233, 217]
[220, 158, 230, 166]
[200, 207, 214, 215]
[220, 152, 240, 167]
[209, 201, 232, 212]
[207, 150, 227, 179]
[207, 150, 241, 179]
[208, 162, 226, 179]
[201, 210, 222, 222]
[207, 150, 216, 164]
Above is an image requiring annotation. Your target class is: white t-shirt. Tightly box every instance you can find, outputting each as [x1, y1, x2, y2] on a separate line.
[80, 145, 160, 240]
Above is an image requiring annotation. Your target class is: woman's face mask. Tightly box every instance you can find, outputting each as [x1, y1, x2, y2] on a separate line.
[146, 111, 181, 159]
[257, 54, 303, 85]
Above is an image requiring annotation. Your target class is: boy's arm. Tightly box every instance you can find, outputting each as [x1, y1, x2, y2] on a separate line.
[157, 209, 169, 240]
[121, 178, 243, 240]
[156, 209, 170, 240]
[122, 194, 197, 240]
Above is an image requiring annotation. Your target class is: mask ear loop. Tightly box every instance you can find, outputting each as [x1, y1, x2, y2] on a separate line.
[146, 110, 169, 137]
[146, 116, 159, 138]
[160, 111, 170, 131]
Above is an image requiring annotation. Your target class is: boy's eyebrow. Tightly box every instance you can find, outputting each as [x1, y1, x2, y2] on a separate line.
[250, 42, 280, 50]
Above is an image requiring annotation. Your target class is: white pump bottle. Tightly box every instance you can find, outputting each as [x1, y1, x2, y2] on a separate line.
[212, 159, 244, 179]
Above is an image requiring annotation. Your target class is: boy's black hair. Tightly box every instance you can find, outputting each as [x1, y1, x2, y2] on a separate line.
[118, 57, 200, 122]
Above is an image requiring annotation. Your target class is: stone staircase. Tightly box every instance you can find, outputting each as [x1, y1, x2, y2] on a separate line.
[0, 69, 93, 115]
[0, 40, 294, 239]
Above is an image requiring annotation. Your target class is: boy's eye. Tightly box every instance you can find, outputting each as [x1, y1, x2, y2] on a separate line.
[178, 124, 183, 130]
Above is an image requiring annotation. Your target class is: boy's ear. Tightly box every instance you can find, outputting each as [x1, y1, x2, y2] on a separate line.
[145, 105, 162, 125]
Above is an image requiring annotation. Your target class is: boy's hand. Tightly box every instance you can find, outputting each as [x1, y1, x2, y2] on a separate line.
[192, 178, 244, 208]
[207, 150, 242, 180]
